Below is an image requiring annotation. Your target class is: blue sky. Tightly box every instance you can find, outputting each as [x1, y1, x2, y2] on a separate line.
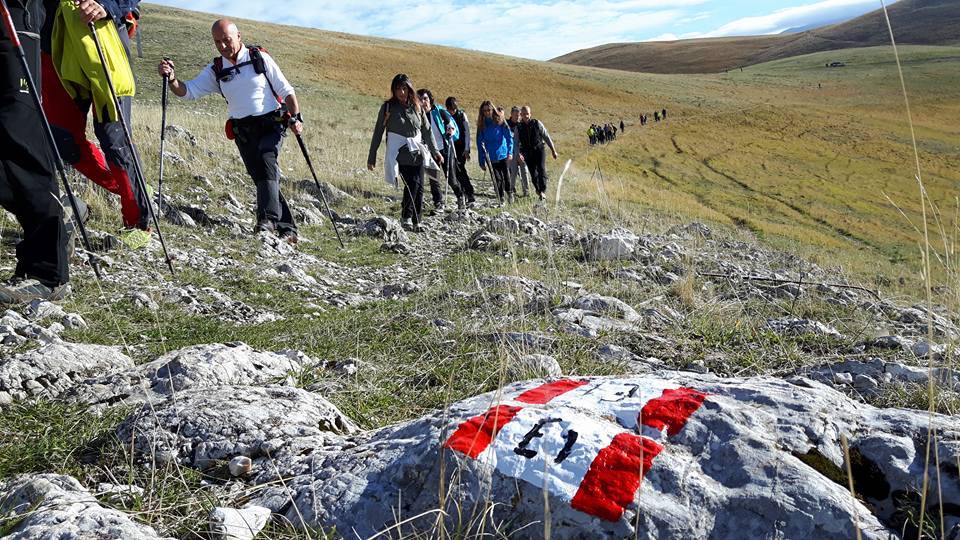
[148, 0, 895, 60]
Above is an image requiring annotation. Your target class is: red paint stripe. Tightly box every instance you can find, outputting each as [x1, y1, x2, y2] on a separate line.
[571, 433, 663, 521]
[515, 379, 589, 404]
[640, 387, 708, 437]
[443, 405, 522, 458]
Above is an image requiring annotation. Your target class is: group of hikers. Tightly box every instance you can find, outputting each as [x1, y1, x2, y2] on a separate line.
[588, 121, 622, 145]
[588, 108, 670, 145]
[368, 90, 559, 232]
[1, 0, 562, 303]
[639, 108, 667, 126]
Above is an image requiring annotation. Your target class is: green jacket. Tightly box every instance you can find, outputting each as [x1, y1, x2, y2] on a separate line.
[368, 100, 439, 167]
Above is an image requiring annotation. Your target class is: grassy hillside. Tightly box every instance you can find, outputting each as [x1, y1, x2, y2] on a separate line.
[1, 5, 958, 537]
[126, 3, 960, 292]
[552, 0, 960, 74]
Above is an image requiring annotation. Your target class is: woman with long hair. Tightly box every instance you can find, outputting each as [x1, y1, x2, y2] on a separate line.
[368, 74, 442, 231]
[476, 102, 514, 204]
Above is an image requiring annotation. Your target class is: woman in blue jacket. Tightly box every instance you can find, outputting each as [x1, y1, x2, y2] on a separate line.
[476, 101, 514, 204]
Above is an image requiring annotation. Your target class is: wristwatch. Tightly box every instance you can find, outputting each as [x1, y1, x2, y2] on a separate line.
[288, 112, 303, 126]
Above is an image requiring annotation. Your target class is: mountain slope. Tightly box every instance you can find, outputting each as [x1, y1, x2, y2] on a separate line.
[552, 0, 960, 74]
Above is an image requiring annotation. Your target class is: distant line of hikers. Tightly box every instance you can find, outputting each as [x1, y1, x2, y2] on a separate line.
[640, 108, 668, 126]
[367, 77, 559, 232]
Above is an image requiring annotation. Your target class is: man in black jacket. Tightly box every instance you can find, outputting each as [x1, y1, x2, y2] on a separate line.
[0, 0, 70, 303]
[445, 96, 475, 206]
[516, 106, 558, 202]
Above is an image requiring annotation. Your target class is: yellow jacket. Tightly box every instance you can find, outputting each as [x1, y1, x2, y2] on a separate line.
[51, 0, 135, 122]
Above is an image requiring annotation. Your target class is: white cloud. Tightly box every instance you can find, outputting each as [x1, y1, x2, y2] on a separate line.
[149, 0, 709, 60]
[148, 0, 893, 58]
[702, 0, 896, 37]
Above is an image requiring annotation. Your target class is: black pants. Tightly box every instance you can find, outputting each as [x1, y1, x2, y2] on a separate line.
[233, 113, 296, 234]
[398, 164, 423, 224]
[523, 147, 547, 195]
[453, 143, 475, 202]
[490, 159, 511, 200]
[429, 142, 463, 207]
[0, 93, 68, 288]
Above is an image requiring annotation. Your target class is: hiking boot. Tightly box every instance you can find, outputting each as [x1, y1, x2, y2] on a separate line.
[280, 230, 299, 245]
[507, 193, 515, 205]
[401, 218, 414, 231]
[429, 204, 444, 217]
[254, 220, 276, 234]
[0, 277, 70, 305]
[456, 197, 466, 210]
[412, 223, 425, 233]
[119, 227, 152, 250]
[538, 192, 546, 202]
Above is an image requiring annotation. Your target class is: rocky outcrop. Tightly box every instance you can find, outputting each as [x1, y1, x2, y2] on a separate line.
[66, 342, 312, 408]
[580, 228, 640, 261]
[0, 474, 172, 539]
[0, 342, 133, 405]
[117, 385, 358, 468]
[245, 374, 958, 539]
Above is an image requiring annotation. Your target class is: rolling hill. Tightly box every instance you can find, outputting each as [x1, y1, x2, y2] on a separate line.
[551, 0, 960, 74]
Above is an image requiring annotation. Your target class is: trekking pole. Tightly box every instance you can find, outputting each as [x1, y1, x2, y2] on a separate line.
[158, 58, 169, 212]
[134, 22, 143, 58]
[480, 142, 502, 205]
[87, 22, 175, 276]
[294, 133, 345, 249]
[0, 0, 101, 279]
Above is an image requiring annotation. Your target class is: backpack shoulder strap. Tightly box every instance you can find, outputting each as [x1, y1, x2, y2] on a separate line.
[248, 45, 282, 104]
[211, 57, 227, 101]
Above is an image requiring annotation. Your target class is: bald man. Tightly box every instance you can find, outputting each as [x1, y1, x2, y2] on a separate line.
[159, 20, 303, 244]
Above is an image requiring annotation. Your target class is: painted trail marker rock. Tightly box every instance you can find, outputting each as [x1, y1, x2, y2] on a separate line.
[442, 378, 705, 522]
[252, 374, 959, 539]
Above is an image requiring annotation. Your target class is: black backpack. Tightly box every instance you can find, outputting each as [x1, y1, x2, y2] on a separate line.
[211, 45, 281, 105]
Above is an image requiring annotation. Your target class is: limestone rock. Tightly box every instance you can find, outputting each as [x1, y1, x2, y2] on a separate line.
[165, 124, 198, 146]
[486, 213, 520, 235]
[23, 299, 66, 321]
[0, 474, 171, 539]
[117, 385, 358, 468]
[0, 342, 133, 405]
[258, 231, 295, 257]
[250, 374, 959, 539]
[229, 456, 254, 477]
[209, 506, 271, 540]
[298, 179, 353, 204]
[68, 342, 312, 408]
[580, 228, 639, 261]
[571, 293, 640, 322]
[468, 229, 503, 251]
[765, 317, 842, 338]
[356, 216, 408, 243]
[381, 282, 422, 299]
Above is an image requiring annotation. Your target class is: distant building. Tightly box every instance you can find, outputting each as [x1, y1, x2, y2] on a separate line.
[826, 61, 847, 68]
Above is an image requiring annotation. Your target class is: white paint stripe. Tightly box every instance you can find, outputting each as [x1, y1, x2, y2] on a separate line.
[473, 380, 686, 503]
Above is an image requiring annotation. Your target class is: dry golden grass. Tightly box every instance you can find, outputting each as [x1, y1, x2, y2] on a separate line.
[134, 3, 960, 293]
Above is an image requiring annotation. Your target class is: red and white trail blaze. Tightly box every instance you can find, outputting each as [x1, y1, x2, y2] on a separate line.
[443, 379, 708, 522]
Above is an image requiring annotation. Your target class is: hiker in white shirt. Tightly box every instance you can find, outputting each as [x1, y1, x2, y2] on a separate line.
[158, 19, 302, 244]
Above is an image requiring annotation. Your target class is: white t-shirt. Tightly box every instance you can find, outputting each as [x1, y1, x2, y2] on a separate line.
[183, 46, 295, 120]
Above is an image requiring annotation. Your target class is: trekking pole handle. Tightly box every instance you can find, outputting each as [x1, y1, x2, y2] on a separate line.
[0, 0, 22, 49]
